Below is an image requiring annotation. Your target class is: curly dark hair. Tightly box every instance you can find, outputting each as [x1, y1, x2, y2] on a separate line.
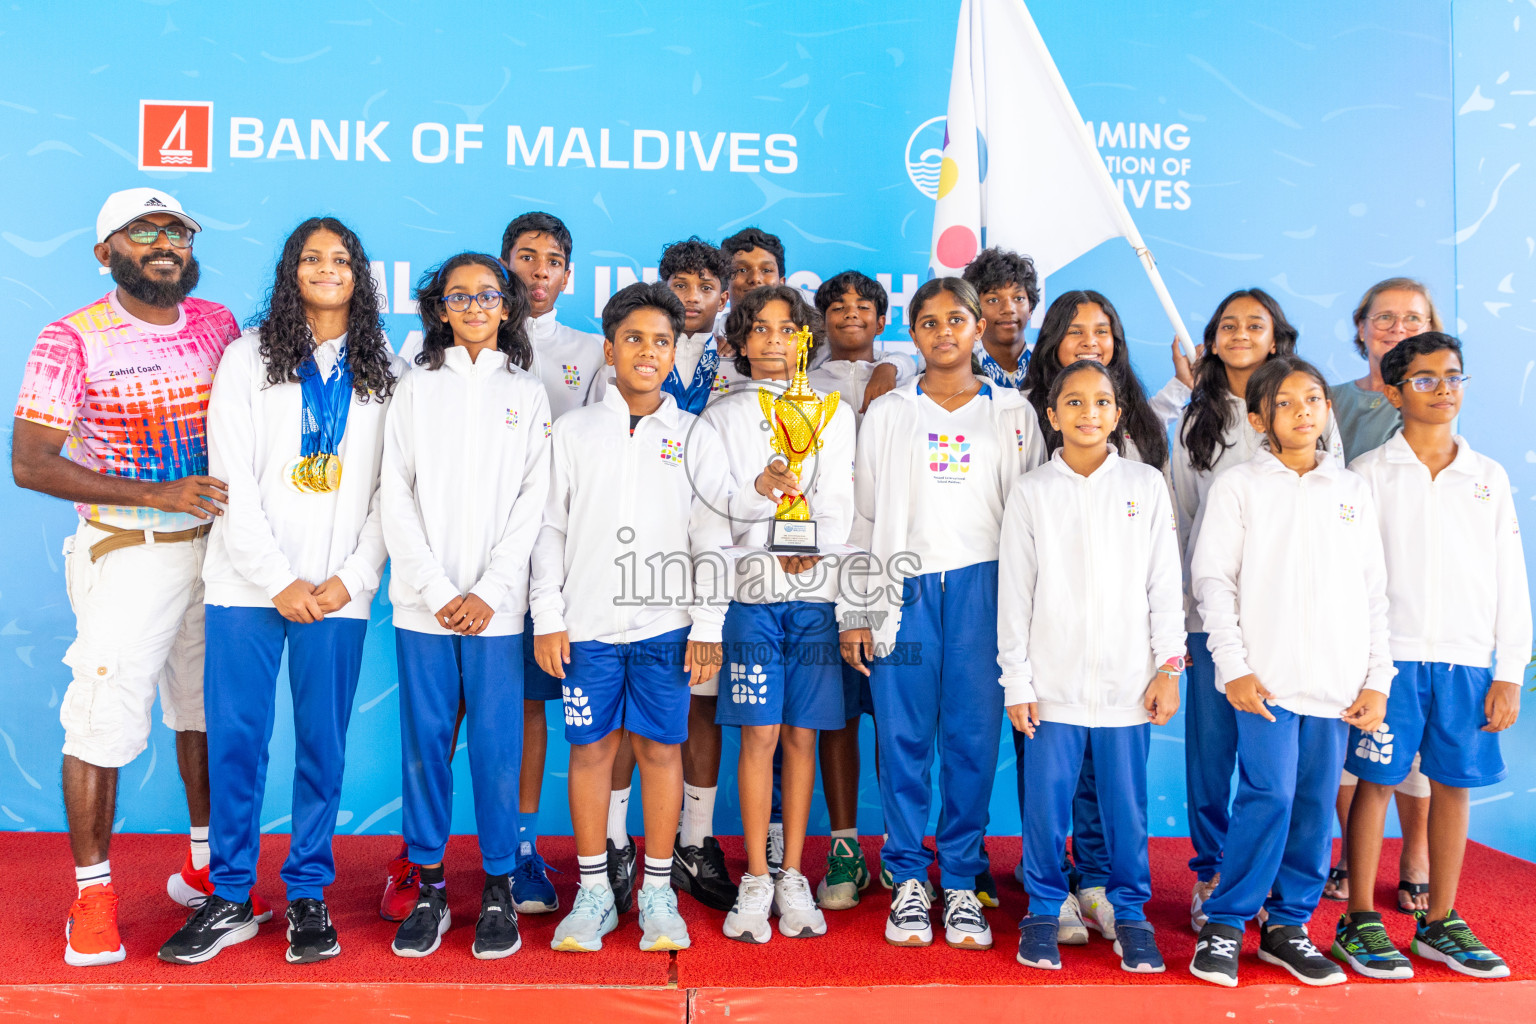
[248, 217, 396, 402]
[961, 247, 1040, 311]
[1179, 288, 1297, 472]
[659, 236, 731, 285]
[721, 227, 786, 277]
[413, 253, 532, 371]
[1022, 289, 1167, 469]
[725, 284, 822, 377]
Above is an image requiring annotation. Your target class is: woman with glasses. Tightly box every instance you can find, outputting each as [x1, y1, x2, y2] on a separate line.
[1332, 278, 1443, 463]
[1323, 277, 1441, 915]
[159, 217, 402, 966]
[379, 253, 551, 959]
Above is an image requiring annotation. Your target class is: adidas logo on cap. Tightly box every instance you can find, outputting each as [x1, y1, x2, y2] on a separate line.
[144, 197, 167, 207]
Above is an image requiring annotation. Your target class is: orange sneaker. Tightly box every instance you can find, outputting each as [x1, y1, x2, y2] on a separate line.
[65, 882, 126, 966]
[380, 842, 420, 922]
[167, 851, 272, 923]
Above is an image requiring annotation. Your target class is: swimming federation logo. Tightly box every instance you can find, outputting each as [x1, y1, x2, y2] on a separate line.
[928, 433, 970, 476]
[139, 100, 213, 172]
[905, 115, 946, 199]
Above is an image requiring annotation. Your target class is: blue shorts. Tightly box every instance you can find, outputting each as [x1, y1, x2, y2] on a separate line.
[717, 601, 844, 730]
[1345, 661, 1507, 789]
[523, 610, 564, 701]
[841, 662, 874, 720]
[561, 626, 693, 745]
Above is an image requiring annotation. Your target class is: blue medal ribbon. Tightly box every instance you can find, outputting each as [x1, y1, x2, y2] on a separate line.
[297, 345, 353, 458]
[663, 335, 721, 414]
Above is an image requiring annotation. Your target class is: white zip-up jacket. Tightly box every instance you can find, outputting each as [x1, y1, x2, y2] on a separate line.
[837, 379, 1046, 652]
[997, 450, 1186, 719]
[381, 347, 552, 636]
[1192, 449, 1396, 716]
[526, 309, 608, 420]
[699, 378, 856, 605]
[1172, 392, 1343, 631]
[1350, 433, 1531, 683]
[530, 387, 735, 644]
[202, 329, 401, 618]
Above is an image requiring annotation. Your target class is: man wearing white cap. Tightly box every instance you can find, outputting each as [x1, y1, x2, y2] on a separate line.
[12, 188, 245, 966]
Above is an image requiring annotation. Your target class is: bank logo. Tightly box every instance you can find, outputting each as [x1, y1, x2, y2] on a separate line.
[905, 115, 946, 199]
[139, 100, 213, 172]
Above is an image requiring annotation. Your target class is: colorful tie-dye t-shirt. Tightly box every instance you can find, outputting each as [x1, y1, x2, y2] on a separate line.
[15, 291, 238, 530]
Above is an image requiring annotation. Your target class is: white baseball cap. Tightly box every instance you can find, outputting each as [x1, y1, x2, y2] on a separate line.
[96, 188, 203, 243]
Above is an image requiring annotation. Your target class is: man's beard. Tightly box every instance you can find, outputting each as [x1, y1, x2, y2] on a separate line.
[109, 249, 201, 308]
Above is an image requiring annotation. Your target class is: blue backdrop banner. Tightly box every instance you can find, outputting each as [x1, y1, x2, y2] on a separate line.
[2, 1, 1532, 857]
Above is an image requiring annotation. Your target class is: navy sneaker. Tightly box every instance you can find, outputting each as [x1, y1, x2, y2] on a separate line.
[1113, 919, 1165, 973]
[1331, 911, 1412, 979]
[1016, 914, 1061, 970]
[511, 841, 559, 914]
[1412, 910, 1510, 978]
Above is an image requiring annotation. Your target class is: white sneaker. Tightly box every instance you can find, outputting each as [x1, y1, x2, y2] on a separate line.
[885, 878, 933, 946]
[636, 884, 691, 951]
[551, 885, 618, 952]
[723, 872, 774, 943]
[1075, 885, 1116, 940]
[773, 869, 827, 938]
[1057, 891, 1089, 946]
[942, 888, 993, 950]
[766, 823, 785, 879]
[1190, 875, 1220, 934]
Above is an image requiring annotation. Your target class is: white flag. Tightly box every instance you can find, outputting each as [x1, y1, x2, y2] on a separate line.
[930, 0, 1193, 349]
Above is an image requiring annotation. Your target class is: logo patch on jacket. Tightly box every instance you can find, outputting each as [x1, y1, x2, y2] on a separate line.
[1474, 483, 1491, 503]
[1338, 503, 1357, 523]
[562, 364, 582, 389]
[659, 438, 684, 465]
[1125, 500, 1139, 518]
[711, 372, 732, 394]
[1015, 427, 1025, 452]
[543, 419, 553, 439]
[505, 408, 519, 428]
[928, 433, 969, 477]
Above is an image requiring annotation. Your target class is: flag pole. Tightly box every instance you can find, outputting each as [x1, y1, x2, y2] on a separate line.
[1013, 0, 1198, 360]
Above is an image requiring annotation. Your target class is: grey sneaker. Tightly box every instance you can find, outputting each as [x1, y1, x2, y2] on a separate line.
[1075, 885, 1116, 940]
[766, 823, 785, 879]
[1058, 891, 1089, 946]
[723, 872, 774, 943]
[551, 884, 618, 952]
[636, 885, 691, 951]
[774, 869, 827, 938]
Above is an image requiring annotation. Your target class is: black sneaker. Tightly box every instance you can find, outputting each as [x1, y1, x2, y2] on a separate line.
[158, 894, 259, 964]
[285, 897, 341, 964]
[672, 836, 737, 911]
[1259, 924, 1346, 986]
[392, 884, 450, 958]
[608, 837, 638, 914]
[1412, 909, 1510, 978]
[1331, 911, 1413, 979]
[1190, 921, 1243, 987]
[472, 876, 521, 959]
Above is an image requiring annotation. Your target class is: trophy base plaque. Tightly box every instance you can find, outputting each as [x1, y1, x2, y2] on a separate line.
[767, 518, 818, 554]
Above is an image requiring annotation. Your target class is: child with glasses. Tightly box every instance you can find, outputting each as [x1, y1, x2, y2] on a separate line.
[1332, 332, 1528, 981]
[381, 253, 551, 959]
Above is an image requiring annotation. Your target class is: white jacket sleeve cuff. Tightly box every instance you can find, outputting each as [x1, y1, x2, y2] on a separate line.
[1362, 665, 1396, 696]
[468, 578, 510, 612]
[262, 573, 302, 601]
[530, 606, 566, 636]
[686, 614, 724, 645]
[1212, 653, 1253, 689]
[333, 567, 367, 605]
[422, 578, 462, 618]
[1002, 679, 1038, 707]
[1493, 652, 1526, 685]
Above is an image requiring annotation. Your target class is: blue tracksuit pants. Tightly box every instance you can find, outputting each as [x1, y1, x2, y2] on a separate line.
[1011, 726, 1107, 889]
[1022, 721, 1152, 921]
[396, 628, 524, 876]
[205, 605, 367, 903]
[1183, 632, 1237, 881]
[1202, 706, 1348, 929]
[869, 561, 1002, 891]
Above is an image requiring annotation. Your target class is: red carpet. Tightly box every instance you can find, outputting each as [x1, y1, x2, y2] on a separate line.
[4, 832, 1533, 989]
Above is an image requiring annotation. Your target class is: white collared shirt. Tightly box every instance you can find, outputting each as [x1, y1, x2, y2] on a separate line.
[1350, 433, 1530, 682]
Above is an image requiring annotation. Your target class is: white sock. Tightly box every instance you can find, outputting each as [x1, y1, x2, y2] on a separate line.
[607, 787, 632, 849]
[680, 784, 716, 849]
[76, 860, 110, 895]
[830, 827, 858, 845]
[189, 825, 211, 870]
[642, 855, 672, 890]
[578, 853, 611, 891]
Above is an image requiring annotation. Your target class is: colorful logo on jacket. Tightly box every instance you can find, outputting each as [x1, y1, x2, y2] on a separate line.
[1338, 503, 1357, 523]
[505, 408, 518, 428]
[1125, 500, 1139, 519]
[1353, 723, 1394, 765]
[928, 433, 969, 477]
[562, 364, 582, 389]
[1474, 483, 1491, 503]
[711, 372, 732, 394]
[543, 419, 553, 439]
[659, 438, 684, 466]
[1015, 427, 1026, 452]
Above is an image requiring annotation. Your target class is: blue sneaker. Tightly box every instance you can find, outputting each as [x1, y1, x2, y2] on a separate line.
[1113, 919, 1165, 973]
[636, 885, 691, 951]
[1016, 914, 1061, 970]
[552, 885, 618, 952]
[511, 841, 559, 914]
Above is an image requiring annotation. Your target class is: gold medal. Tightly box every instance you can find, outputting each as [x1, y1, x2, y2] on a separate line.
[285, 455, 312, 493]
[320, 454, 342, 492]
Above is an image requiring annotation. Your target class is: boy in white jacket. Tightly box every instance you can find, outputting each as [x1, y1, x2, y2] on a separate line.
[533, 282, 733, 954]
[1189, 356, 1393, 989]
[1001, 360, 1185, 975]
[1335, 333, 1528, 980]
[381, 254, 551, 960]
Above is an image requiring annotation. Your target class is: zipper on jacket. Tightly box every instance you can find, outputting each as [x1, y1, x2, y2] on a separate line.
[1300, 474, 1314, 705]
[618, 413, 639, 642]
[463, 367, 482, 604]
[1083, 473, 1101, 726]
[1426, 467, 1440, 661]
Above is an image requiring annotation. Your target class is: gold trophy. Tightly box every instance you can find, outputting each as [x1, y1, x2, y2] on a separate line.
[758, 325, 839, 553]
